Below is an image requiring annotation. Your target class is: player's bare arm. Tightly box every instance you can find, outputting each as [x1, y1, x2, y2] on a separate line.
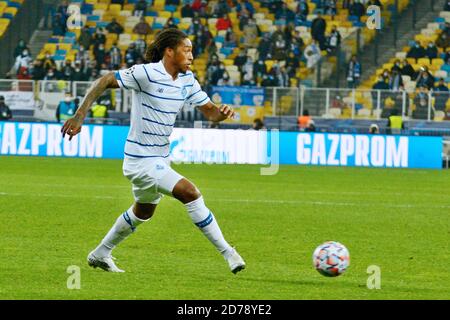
[61, 72, 119, 140]
[198, 101, 235, 122]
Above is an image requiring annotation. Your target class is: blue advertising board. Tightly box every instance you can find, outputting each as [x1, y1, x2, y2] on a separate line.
[0, 122, 443, 169]
[267, 131, 443, 169]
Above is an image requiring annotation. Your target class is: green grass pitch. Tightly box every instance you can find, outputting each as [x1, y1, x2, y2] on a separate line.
[0, 155, 449, 300]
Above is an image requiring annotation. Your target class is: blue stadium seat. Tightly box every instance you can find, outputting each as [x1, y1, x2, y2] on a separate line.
[152, 22, 164, 29]
[165, 5, 177, 12]
[81, 4, 93, 15]
[2, 13, 13, 20]
[146, 11, 158, 17]
[48, 37, 60, 43]
[7, 1, 21, 8]
[55, 49, 67, 56]
[87, 15, 100, 22]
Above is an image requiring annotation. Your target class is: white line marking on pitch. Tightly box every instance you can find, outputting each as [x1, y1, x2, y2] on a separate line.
[0, 191, 449, 209]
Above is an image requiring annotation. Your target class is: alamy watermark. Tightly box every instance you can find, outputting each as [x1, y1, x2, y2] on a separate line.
[366, 5, 382, 30]
[66, 265, 81, 290]
[366, 265, 381, 289]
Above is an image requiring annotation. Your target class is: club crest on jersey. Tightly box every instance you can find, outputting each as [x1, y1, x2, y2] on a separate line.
[125, 66, 135, 75]
[181, 87, 187, 98]
[157, 87, 164, 93]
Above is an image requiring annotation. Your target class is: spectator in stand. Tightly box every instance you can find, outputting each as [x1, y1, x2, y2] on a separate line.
[133, 17, 152, 37]
[192, 0, 207, 16]
[217, 71, 234, 86]
[92, 28, 106, 52]
[72, 61, 86, 81]
[79, 25, 92, 50]
[413, 85, 432, 119]
[391, 59, 402, 73]
[436, 29, 450, 51]
[304, 40, 321, 69]
[434, 78, 449, 111]
[297, 0, 309, 22]
[106, 18, 124, 35]
[415, 67, 434, 89]
[272, 34, 287, 61]
[14, 48, 32, 76]
[216, 14, 232, 31]
[275, 2, 296, 24]
[252, 118, 265, 130]
[164, 17, 178, 29]
[268, 0, 283, 14]
[133, 0, 147, 17]
[298, 109, 312, 129]
[224, 27, 237, 47]
[211, 62, 226, 85]
[261, 74, 276, 86]
[125, 43, 140, 67]
[425, 41, 438, 62]
[389, 69, 403, 91]
[349, 0, 365, 21]
[407, 41, 426, 61]
[56, 92, 77, 123]
[400, 59, 416, 79]
[166, 0, 180, 5]
[31, 59, 46, 80]
[188, 17, 202, 35]
[134, 37, 147, 57]
[0, 96, 12, 121]
[234, 51, 247, 71]
[258, 33, 272, 60]
[241, 71, 256, 86]
[254, 59, 267, 82]
[237, 6, 251, 31]
[75, 45, 91, 71]
[286, 51, 300, 78]
[87, 68, 100, 82]
[181, 3, 194, 18]
[109, 43, 122, 70]
[60, 60, 75, 81]
[52, 12, 66, 36]
[324, 0, 337, 17]
[346, 55, 362, 88]
[214, 0, 231, 17]
[372, 75, 389, 90]
[57, 0, 69, 19]
[326, 25, 341, 54]
[42, 0, 58, 29]
[311, 13, 327, 50]
[367, 0, 383, 10]
[381, 68, 390, 82]
[14, 39, 29, 59]
[42, 52, 56, 71]
[94, 43, 108, 66]
[236, 0, 255, 17]
[44, 68, 57, 81]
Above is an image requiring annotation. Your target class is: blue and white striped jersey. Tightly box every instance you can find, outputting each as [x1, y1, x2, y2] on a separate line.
[115, 61, 210, 158]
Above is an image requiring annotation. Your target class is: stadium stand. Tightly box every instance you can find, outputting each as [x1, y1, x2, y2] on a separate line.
[0, 0, 24, 38]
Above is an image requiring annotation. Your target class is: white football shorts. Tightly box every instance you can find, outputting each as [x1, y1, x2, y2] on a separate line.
[122, 157, 184, 204]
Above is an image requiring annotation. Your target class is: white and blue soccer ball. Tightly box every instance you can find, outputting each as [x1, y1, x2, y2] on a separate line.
[313, 241, 350, 277]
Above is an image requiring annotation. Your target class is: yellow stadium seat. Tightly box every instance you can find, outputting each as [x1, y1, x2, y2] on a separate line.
[109, 4, 121, 13]
[124, 4, 134, 11]
[94, 3, 108, 11]
[4, 7, 17, 16]
[159, 11, 172, 18]
[417, 58, 431, 67]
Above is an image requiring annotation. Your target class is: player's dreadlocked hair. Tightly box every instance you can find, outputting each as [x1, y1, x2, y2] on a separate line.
[145, 28, 189, 63]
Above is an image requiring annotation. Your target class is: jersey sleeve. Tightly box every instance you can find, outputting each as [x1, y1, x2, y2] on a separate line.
[114, 64, 147, 92]
[185, 79, 210, 107]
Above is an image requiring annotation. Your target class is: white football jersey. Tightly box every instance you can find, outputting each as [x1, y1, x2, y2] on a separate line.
[115, 61, 210, 158]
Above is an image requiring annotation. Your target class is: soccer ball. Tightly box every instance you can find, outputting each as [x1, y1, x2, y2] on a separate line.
[313, 241, 350, 277]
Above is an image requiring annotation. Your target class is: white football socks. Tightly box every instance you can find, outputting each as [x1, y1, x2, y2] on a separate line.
[93, 206, 148, 257]
[185, 196, 233, 257]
